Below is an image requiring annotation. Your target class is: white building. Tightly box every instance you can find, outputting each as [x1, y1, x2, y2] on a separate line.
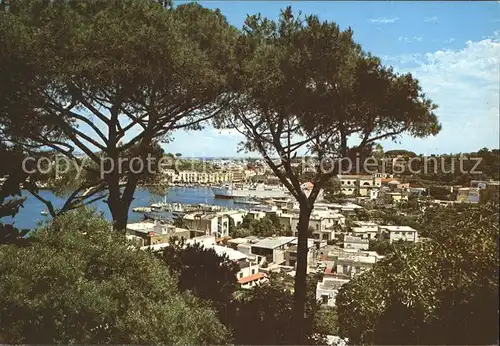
[164, 169, 233, 184]
[290, 208, 345, 241]
[351, 221, 379, 240]
[337, 175, 381, 196]
[250, 236, 296, 265]
[343, 235, 369, 250]
[285, 238, 317, 268]
[316, 276, 350, 307]
[183, 212, 230, 239]
[379, 225, 418, 244]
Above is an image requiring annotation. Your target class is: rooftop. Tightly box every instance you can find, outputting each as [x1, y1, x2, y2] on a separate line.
[351, 227, 377, 233]
[238, 272, 267, 285]
[379, 225, 417, 232]
[337, 174, 374, 180]
[209, 245, 248, 261]
[252, 236, 296, 249]
[353, 221, 379, 227]
[344, 235, 369, 244]
[317, 277, 350, 290]
[227, 237, 249, 245]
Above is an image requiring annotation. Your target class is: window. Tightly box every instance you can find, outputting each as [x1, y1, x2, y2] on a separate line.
[251, 269, 255, 275]
[321, 294, 329, 304]
[316, 224, 319, 230]
[347, 181, 351, 185]
[239, 272, 243, 278]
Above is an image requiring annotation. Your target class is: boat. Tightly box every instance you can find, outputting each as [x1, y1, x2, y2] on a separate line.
[233, 198, 260, 205]
[41, 210, 48, 216]
[132, 207, 152, 213]
[212, 182, 290, 199]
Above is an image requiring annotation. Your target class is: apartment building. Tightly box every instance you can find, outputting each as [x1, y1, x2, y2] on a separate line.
[343, 235, 369, 250]
[379, 225, 418, 244]
[284, 206, 345, 241]
[164, 169, 233, 184]
[337, 175, 382, 196]
[250, 236, 296, 265]
[284, 238, 316, 268]
[316, 276, 350, 307]
[183, 212, 230, 238]
[126, 221, 191, 246]
[351, 221, 379, 240]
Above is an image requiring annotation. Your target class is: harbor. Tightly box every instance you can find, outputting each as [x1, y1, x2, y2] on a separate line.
[14, 186, 262, 230]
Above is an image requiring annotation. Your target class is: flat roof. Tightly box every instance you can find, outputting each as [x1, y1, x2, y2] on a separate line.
[252, 236, 296, 249]
[379, 225, 417, 232]
[127, 222, 156, 231]
[227, 237, 249, 244]
[208, 245, 247, 261]
[351, 227, 377, 233]
[238, 272, 267, 284]
[344, 236, 369, 244]
[353, 221, 379, 227]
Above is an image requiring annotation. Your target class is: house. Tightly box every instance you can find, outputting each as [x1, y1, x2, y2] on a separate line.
[456, 187, 481, 204]
[289, 208, 345, 241]
[335, 251, 382, 277]
[238, 272, 268, 289]
[224, 210, 248, 227]
[382, 191, 409, 203]
[126, 221, 191, 246]
[337, 175, 381, 196]
[351, 221, 379, 240]
[250, 236, 296, 265]
[183, 212, 230, 238]
[319, 247, 383, 278]
[409, 187, 426, 196]
[379, 225, 418, 243]
[315, 276, 350, 307]
[343, 235, 369, 250]
[284, 238, 316, 268]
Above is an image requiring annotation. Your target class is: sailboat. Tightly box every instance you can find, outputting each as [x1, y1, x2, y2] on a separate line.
[151, 195, 168, 210]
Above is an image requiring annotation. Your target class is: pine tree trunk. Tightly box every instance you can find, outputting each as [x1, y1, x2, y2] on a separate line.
[293, 204, 312, 343]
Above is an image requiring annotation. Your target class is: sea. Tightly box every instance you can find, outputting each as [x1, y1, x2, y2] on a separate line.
[5, 186, 245, 230]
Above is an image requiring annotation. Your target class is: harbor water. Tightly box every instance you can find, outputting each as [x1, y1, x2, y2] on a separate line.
[6, 187, 250, 230]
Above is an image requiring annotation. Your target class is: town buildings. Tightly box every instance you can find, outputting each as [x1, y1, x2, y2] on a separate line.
[378, 225, 419, 243]
[183, 212, 230, 239]
[336, 175, 382, 197]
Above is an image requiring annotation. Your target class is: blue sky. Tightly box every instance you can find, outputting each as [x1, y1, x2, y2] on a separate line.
[163, 1, 499, 157]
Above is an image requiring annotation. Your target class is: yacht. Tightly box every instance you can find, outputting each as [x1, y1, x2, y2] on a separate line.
[212, 182, 290, 199]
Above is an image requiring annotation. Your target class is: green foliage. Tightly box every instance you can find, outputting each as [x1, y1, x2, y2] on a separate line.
[234, 213, 291, 237]
[230, 273, 328, 345]
[0, 209, 230, 344]
[1, 0, 237, 230]
[158, 237, 239, 322]
[337, 202, 499, 345]
[368, 239, 411, 256]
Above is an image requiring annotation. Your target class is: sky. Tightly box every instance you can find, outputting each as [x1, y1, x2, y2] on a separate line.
[161, 0, 499, 157]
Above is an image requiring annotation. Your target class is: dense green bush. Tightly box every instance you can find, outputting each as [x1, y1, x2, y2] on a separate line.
[0, 209, 230, 344]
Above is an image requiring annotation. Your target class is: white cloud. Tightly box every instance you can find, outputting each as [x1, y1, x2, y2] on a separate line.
[370, 17, 399, 24]
[444, 38, 455, 44]
[380, 31, 500, 154]
[398, 36, 424, 43]
[167, 32, 500, 157]
[424, 16, 438, 22]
